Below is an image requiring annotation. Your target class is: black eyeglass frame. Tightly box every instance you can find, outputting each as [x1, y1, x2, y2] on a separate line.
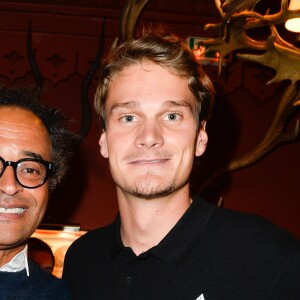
[0, 156, 56, 189]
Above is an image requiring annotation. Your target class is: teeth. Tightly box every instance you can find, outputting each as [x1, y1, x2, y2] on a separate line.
[0, 207, 26, 214]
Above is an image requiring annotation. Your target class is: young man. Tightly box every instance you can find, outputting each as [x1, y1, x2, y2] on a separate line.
[0, 87, 77, 299]
[63, 30, 300, 299]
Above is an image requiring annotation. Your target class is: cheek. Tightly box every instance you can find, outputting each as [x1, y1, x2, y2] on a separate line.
[32, 187, 49, 213]
[101, 128, 129, 157]
[170, 130, 197, 151]
[107, 133, 132, 154]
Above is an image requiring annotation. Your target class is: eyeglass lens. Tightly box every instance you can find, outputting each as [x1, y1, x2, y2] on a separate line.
[0, 159, 47, 188]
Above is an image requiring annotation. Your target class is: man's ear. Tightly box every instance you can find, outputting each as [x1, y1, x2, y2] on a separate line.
[195, 122, 208, 157]
[99, 131, 108, 158]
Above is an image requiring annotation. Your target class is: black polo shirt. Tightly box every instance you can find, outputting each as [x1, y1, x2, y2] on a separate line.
[63, 195, 300, 299]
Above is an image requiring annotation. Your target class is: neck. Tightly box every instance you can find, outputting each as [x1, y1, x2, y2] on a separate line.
[117, 185, 192, 255]
[0, 244, 26, 268]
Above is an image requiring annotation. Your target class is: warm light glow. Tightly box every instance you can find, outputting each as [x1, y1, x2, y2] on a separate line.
[32, 228, 86, 278]
[285, 0, 300, 33]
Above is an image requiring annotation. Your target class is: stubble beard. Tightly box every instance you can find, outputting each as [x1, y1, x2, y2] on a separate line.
[123, 179, 176, 200]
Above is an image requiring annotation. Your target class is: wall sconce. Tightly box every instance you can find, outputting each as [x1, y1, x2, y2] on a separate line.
[285, 0, 300, 33]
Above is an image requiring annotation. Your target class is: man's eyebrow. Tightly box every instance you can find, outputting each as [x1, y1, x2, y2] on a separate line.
[109, 99, 193, 114]
[163, 100, 193, 111]
[22, 151, 44, 160]
[109, 101, 139, 114]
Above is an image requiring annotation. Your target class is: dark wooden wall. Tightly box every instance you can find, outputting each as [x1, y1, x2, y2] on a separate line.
[0, 0, 299, 238]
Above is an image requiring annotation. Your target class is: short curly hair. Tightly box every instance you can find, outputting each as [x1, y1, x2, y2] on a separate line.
[94, 28, 215, 129]
[0, 86, 80, 192]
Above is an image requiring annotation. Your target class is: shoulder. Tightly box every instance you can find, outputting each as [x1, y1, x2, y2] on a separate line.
[69, 223, 115, 250]
[212, 206, 297, 238]
[62, 222, 116, 283]
[191, 195, 299, 265]
[65, 222, 115, 258]
[28, 261, 71, 299]
[208, 206, 300, 257]
[211, 208, 300, 295]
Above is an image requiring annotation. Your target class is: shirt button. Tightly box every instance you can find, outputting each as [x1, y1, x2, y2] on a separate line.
[125, 276, 132, 286]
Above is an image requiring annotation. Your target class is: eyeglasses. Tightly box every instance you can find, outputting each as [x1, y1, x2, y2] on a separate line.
[0, 156, 56, 189]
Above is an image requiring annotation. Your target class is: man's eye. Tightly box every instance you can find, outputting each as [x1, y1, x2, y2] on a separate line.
[121, 115, 136, 123]
[22, 166, 41, 175]
[24, 168, 39, 174]
[164, 113, 181, 121]
[18, 162, 44, 177]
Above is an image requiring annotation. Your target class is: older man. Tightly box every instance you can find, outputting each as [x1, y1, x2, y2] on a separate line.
[0, 87, 77, 299]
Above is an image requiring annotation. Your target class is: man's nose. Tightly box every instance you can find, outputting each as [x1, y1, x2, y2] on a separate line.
[0, 166, 22, 196]
[135, 120, 164, 149]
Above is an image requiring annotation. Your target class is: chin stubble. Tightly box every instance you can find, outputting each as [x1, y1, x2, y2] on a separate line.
[124, 181, 176, 200]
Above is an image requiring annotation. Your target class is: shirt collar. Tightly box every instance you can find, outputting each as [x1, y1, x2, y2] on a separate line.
[0, 245, 30, 276]
[112, 194, 215, 264]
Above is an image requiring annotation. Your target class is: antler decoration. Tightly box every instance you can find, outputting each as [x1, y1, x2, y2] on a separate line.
[238, 26, 300, 84]
[213, 0, 262, 41]
[80, 19, 106, 139]
[200, 0, 300, 191]
[26, 20, 106, 141]
[24, 0, 150, 141]
[226, 84, 300, 172]
[27, 22, 43, 92]
[80, 0, 151, 137]
[120, 0, 151, 42]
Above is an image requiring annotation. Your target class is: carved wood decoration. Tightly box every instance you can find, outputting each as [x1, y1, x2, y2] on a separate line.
[199, 0, 300, 190]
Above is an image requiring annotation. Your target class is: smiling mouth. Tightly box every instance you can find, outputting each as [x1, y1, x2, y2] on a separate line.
[0, 207, 26, 214]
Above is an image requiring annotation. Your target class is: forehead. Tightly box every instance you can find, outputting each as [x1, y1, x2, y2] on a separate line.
[107, 61, 195, 108]
[0, 106, 51, 159]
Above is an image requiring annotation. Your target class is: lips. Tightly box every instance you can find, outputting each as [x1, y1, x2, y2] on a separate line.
[124, 151, 173, 164]
[130, 159, 168, 164]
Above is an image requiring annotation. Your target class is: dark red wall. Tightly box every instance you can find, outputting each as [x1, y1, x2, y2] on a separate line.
[0, 0, 299, 238]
